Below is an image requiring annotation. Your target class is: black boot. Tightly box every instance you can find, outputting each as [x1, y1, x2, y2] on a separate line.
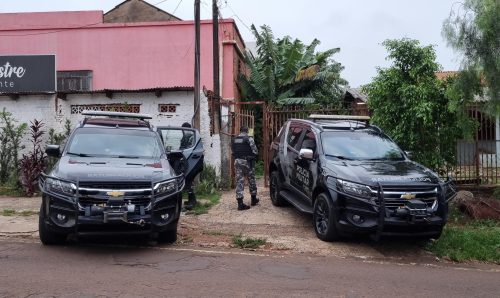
[183, 193, 196, 211]
[237, 198, 250, 211]
[251, 194, 259, 206]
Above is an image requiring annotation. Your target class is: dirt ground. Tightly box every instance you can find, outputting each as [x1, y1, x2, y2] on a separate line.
[0, 180, 446, 263]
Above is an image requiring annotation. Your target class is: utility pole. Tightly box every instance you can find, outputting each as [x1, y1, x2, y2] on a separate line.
[212, 0, 220, 133]
[192, 0, 201, 129]
[213, 0, 230, 186]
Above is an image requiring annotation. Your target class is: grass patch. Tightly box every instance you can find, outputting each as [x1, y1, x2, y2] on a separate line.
[1, 209, 16, 216]
[18, 210, 38, 216]
[203, 230, 225, 236]
[427, 220, 500, 263]
[1, 209, 38, 216]
[0, 186, 24, 197]
[188, 192, 221, 215]
[254, 160, 264, 178]
[232, 234, 267, 249]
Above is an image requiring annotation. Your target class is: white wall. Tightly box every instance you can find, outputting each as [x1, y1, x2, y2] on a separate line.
[0, 90, 221, 173]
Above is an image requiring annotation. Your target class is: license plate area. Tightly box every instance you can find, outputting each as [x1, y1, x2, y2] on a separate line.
[103, 210, 127, 223]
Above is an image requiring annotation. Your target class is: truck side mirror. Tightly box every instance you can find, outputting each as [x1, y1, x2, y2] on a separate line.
[46, 145, 61, 158]
[299, 148, 314, 160]
[405, 151, 413, 159]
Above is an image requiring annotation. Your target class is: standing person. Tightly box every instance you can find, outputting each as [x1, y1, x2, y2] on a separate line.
[232, 126, 259, 210]
[181, 122, 197, 210]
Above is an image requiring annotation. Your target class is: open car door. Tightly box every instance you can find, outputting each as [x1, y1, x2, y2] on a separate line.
[157, 127, 204, 181]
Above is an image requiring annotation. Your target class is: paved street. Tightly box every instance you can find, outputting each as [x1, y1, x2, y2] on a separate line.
[0, 239, 498, 297]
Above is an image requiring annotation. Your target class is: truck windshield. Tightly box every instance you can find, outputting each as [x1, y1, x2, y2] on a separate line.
[321, 130, 404, 160]
[67, 128, 162, 158]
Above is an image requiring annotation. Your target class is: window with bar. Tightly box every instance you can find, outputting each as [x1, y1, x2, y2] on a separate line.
[158, 104, 178, 113]
[57, 70, 93, 91]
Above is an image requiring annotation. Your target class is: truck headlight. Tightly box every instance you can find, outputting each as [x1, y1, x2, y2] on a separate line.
[154, 179, 177, 195]
[45, 178, 77, 196]
[337, 179, 372, 199]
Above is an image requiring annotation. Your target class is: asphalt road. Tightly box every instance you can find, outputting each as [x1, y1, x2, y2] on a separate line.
[0, 239, 498, 297]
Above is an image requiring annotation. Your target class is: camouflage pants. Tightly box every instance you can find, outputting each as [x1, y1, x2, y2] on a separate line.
[234, 158, 257, 199]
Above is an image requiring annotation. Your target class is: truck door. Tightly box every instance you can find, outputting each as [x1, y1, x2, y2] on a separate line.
[294, 129, 317, 200]
[157, 127, 204, 182]
[285, 124, 306, 191]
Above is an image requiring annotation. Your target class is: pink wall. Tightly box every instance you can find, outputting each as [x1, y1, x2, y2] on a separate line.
[0, 11, 245, 99]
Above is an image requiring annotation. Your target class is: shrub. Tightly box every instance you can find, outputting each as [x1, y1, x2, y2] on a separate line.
[46, 119, 72, 171]
[196, 163, 220, 195]
[19, 120, 47, 196]
[0, 108, 27, 185]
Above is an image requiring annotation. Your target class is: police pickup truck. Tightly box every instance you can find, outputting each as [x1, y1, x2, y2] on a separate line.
[268, 115, 456, 241]
[39, 111, 203, 244]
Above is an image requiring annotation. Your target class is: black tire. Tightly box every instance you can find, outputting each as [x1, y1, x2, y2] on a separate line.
[270, 171, 287, 206]
[38, 204, 67, 245]
[158, 220, 178, 243]
[313, 193, 338, 242]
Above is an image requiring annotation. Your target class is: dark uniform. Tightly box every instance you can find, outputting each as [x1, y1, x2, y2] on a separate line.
[181, 122, 197, 210]
[232, 127, 259, 210]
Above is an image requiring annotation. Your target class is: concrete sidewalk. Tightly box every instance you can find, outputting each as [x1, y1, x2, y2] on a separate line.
[0, 196, 40, 238]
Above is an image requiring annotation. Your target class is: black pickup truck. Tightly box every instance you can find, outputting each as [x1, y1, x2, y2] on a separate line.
[268, 115, 456, 241]
[39, 111, 203, 245]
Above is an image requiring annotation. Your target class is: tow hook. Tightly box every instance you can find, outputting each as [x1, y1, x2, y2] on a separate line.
[128, 219, 146, 226]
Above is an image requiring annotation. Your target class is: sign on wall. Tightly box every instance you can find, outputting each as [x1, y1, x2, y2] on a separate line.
[0, 55, 55, 93]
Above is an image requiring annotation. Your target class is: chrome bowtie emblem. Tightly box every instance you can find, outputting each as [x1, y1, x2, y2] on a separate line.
[400, 193, 416, 200]
[107, 190, 124, 197]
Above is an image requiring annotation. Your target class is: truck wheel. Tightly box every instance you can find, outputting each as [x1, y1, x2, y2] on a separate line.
[158, 220, 178, 243]
[38, 204, 67, 245]
[313, 193, 338, 242]
[270, 171, 286, 206]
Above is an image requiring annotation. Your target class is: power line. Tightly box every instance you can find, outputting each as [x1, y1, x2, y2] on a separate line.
[172, 0, 184, 14]
[222, 0, 252, 34]
[153, 0, 170, 5]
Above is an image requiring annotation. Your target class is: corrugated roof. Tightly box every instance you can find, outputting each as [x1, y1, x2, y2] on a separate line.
[0, 86, 194, 96]
[345, 88, 368, 103]
[435, 71, 459, 80]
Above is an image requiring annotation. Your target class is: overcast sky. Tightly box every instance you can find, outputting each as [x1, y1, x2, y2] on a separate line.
[0, 0, 462, 87]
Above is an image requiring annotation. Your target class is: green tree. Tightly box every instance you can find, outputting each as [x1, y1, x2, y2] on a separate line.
[239, 25, 347, 106]
[364, 39, 469, 171]
[442, 0, 500, 114]
[0, 108, 27, 185]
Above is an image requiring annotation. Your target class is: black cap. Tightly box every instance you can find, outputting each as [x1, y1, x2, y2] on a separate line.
[240, 126, 249, 133]
[182, 122, 192, 128]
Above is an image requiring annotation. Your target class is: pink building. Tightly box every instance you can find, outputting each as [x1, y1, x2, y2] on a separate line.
[0, 0, 247, 171]
[0, 7, 246, 99]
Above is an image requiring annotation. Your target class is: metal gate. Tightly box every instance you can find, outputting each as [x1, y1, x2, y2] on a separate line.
[455, 104, 499, 185]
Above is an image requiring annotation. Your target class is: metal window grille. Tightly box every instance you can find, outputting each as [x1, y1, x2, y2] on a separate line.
[158, 104, 178, 113]
[70, 104, 141, 114]
[57, 71, 93, 91]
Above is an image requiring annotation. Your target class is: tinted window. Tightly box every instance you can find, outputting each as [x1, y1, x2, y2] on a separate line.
[67, 129, 162, 158]
[300, 130, 317, 152]
[322, 130, 404, 160]
[159, 129, 196, 151]
[287, 125, 304, 149]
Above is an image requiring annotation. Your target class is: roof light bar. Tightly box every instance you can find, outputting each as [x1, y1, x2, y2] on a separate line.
[81, 110, 152, 120]
[308, 114, 370, 122]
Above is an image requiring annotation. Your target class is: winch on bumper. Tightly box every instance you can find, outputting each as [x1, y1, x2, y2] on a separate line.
[327, 177, 457, 239]
[39, 174, 184, 235]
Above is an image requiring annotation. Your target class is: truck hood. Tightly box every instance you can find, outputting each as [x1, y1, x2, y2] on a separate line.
[49, 156, 175, 183]
[323, 158, 440, 186]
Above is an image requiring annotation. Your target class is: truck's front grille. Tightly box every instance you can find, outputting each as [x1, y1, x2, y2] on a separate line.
[373, 185, 438, 211]
[79, 181, 152, 189]
[76, 181, 153, 212]
[78, 196, 151, 207]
